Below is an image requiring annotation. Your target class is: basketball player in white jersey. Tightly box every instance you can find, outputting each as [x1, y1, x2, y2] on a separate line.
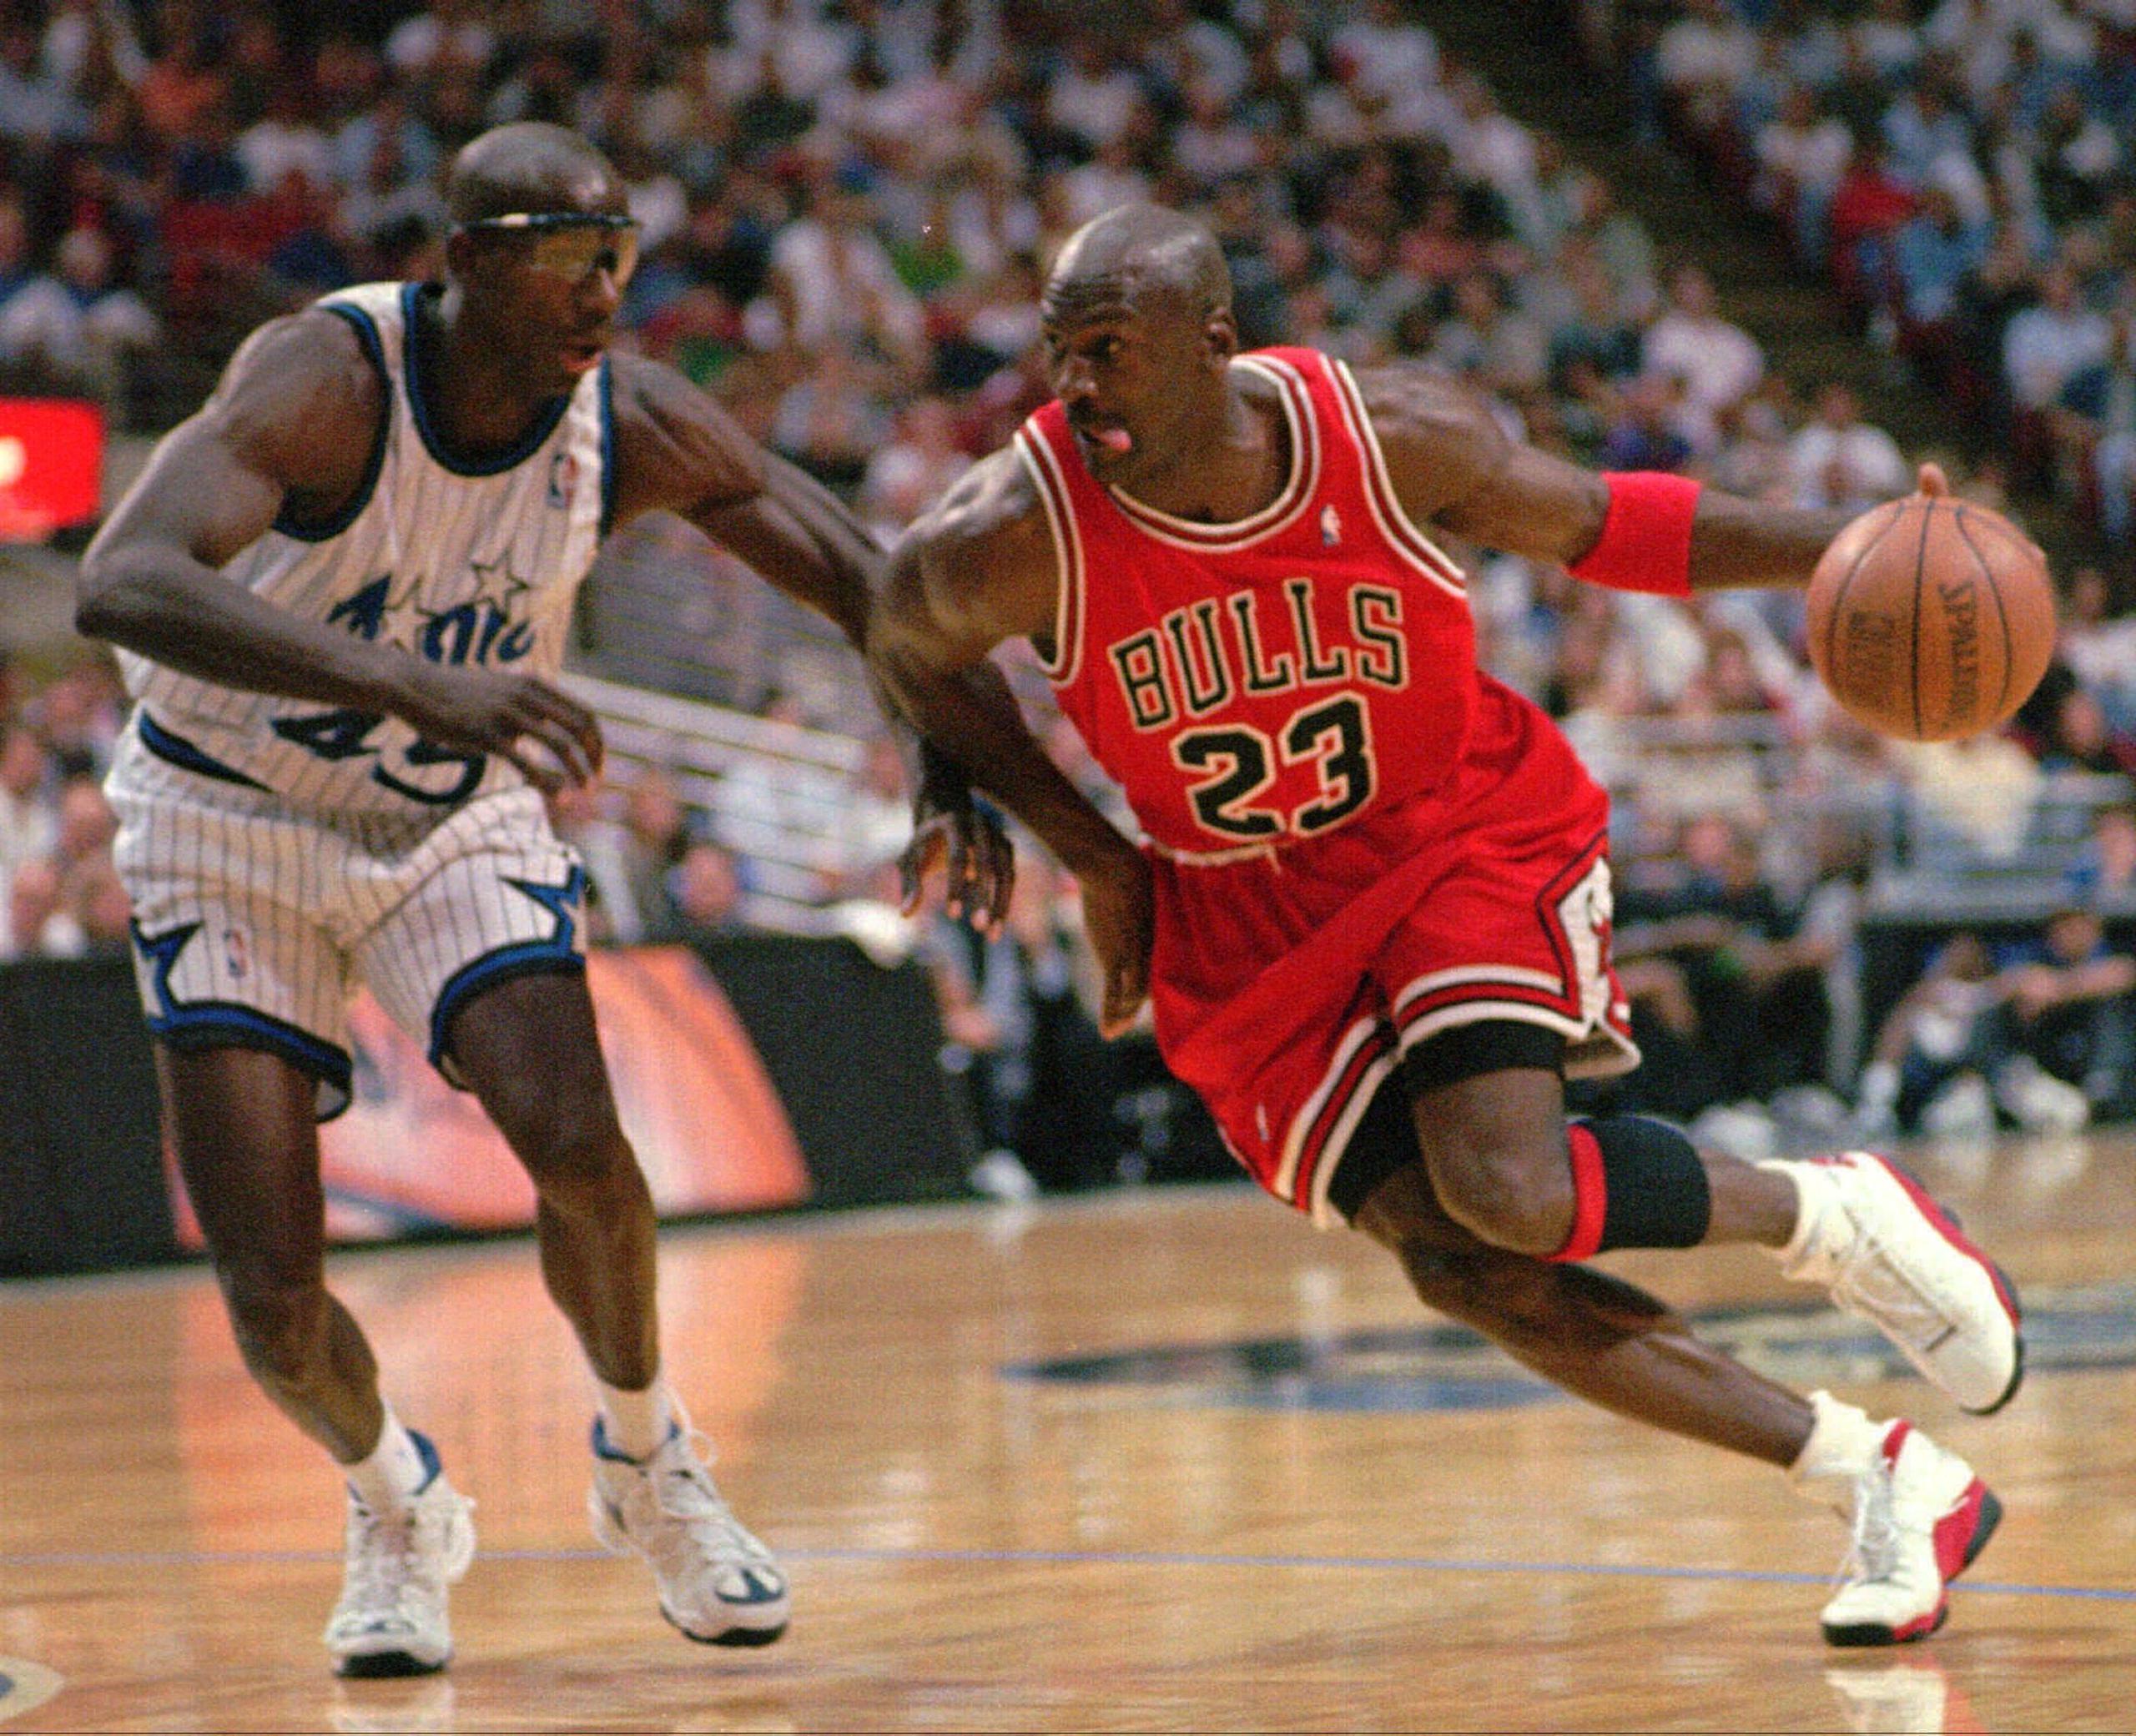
[76, 123, 1009, 1676]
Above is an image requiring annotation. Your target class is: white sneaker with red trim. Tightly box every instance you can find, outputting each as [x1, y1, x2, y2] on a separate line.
[1764, 1151, 2023, 1414]
[1819, 1418, 2001, 1647]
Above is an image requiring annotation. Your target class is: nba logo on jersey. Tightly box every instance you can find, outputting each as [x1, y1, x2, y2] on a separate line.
[548, 450, 578, 511]
[223, 925, 249, 980]
[1320, 505, 1342, 547]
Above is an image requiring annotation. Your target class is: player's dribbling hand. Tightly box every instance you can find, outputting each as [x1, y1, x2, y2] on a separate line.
[390, 659, 606, 793]
[1079, 840, 1154, 1038]
[899, 747, 1015, 933]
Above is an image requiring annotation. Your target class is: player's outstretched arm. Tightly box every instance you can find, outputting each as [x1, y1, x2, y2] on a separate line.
[1351, 365, 1874, 591]
[606, 353, 1015, 923]
[870, 454, 1153, 1034]
[77, 312, 602, 788]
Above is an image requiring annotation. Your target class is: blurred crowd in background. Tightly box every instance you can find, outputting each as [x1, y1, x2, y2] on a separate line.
[1, 0, 2131, 1195]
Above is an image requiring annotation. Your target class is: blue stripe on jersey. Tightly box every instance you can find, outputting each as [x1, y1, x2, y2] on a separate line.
[598, 356, 618, 536]
[130, 918, 355, 1117]
[400, 282, 571, 476]
[426, 866, 587, 1073]
[137, 711, 272, 790]
[272, 301, 391, 542]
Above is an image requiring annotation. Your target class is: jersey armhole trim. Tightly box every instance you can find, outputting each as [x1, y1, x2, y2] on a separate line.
[597, 357, 618, 537]
[400, 281, 572, 476]
[1327, 360, 1468, 601]
[1015, 426, 1085, 687]
[271, 302, 390, 544]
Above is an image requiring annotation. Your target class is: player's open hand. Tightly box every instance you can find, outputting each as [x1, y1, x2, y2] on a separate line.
[390, 659, 605, 793]
[1078, 840, 1155, 1038]
[899, 746, 1015, 932]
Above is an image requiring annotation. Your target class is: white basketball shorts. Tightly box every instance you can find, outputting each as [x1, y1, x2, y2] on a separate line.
[107, 717, 587, 1119]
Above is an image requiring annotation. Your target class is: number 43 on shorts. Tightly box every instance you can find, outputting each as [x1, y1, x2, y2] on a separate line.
[1172, 692, 1375, 841]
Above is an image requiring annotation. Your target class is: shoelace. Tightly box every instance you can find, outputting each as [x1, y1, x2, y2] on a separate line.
[1836, 1461, 1902, 1593]
[342, 1507, 425, 1611]
[638, 1440, 776, 1569]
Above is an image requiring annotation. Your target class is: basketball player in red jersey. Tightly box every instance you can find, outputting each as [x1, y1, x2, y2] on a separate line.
[873, 205, 2023, 1647]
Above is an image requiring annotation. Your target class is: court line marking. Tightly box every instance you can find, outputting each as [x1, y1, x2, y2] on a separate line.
[6, 1544, 2129, 1603]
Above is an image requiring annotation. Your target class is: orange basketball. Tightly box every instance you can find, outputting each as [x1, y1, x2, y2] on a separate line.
[1805, 491, 2056, 742]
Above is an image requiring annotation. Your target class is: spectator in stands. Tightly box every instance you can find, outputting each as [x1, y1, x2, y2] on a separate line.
[859, 395, 974, 544]
[831, 736, 916, 892]
[662, 841, 752, 945]
[769, 345, 895, 496]
[1891, 185, 1992, 390]
[0, 225, 158, 410]
[1788, 381, 1910, 512]
[2018, 684, 2136, 778]
[1999, 905, 2136, 1125]
[2059, 566, 2136, 733]
[927, 858, 1116, 1199]
[2066, 802, 2136, 909]
[2004, 264, 2111, 416]
[1754, 81, 1851, 266]
[3, 855, 72, 959]
[0, 724, 56, 898]
[1642, 262, 1765, 429]
[1851, 932, 2014, 1140]
[2056, 305, 2136, 546]
[0, 18, 88, 146]
[59, 850, 129, 954]
[1656, 0, 1758, 138]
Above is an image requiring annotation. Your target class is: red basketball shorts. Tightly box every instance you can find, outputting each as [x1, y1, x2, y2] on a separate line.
[1146, 697, 1638, 1226]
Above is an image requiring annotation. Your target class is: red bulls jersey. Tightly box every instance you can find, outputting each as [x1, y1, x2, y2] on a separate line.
[1017, 347, 1484, 859]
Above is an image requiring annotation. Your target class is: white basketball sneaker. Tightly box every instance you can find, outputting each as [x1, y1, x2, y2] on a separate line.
[588, 1419, 790, 1646]
[1763, 1151, 2023, 1413]
[324, 1433, 476, 1678]
[1819, 1419, 2001, 1647]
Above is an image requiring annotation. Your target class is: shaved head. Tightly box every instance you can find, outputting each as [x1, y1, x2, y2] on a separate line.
[446, 123, 624, 224]
[1045, 204, 1232, 322]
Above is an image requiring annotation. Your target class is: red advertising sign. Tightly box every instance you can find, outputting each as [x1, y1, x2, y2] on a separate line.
[168, 947, 811, 1246]
[0, 398, 103, 541]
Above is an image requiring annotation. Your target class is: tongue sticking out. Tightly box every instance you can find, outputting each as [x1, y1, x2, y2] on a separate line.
[1093, 426, 1134, 454]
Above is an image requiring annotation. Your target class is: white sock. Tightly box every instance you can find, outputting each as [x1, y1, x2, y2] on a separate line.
[597, 1376, 678, 1461]
[1786, 1390, 1887, 1515]
[1756, 1159, 1826, 1266]
[342, 1406, 430, 1512]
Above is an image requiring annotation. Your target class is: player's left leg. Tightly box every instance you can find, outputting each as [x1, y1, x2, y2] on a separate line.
[349, 788, 788, 1646]
[1400, 1031, 2022, 1416]
[1342, 1094, 2001, 1646]
[442, 966, 790, 1647]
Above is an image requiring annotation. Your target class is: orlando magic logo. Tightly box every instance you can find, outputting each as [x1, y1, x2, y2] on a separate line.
[326, 561, 536, 668]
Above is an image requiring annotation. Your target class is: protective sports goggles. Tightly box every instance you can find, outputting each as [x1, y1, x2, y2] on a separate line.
[457, 212, 640, 287]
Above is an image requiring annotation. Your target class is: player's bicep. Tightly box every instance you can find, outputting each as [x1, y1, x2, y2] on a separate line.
[1427, 432, 1610, 566]
[875, 533, 997, 673]
[607, 355, 766, 526]
[1365, 368, 1610, 566]
[92, 410, 290, 572]
[88, 313, 370, 575]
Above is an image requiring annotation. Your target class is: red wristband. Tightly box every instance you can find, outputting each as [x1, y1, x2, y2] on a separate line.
[1567, 471, 1700, 598]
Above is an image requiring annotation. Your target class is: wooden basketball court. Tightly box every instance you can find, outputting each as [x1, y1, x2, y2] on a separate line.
[4, 1129, 2132, 1732]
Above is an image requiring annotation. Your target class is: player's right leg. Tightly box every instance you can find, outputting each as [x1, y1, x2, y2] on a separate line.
[156, 1044, 474, 1676]
[1339, 1092, 2000, 1645]
[110, 762, 472, 1675]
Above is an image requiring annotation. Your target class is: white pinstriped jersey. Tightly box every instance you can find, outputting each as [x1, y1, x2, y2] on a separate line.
[117, 280, 612, 817]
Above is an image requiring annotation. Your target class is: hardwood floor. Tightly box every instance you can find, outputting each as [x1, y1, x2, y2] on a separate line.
[4, 1130, 2132, 1731]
